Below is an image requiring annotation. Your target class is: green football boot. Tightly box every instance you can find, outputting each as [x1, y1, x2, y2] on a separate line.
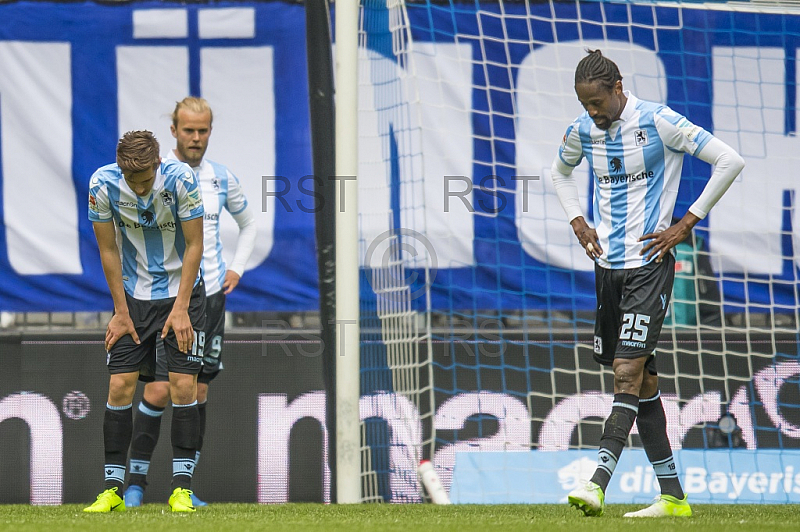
[83, 487, 125, 513]
[624, 494, 692, 517]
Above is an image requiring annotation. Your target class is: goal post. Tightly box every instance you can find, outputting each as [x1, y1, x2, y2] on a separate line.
[335, 0, 363, 504]
[321, 0, 800, 504]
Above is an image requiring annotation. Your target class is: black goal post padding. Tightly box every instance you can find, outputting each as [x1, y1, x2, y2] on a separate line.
[305, 0, 338, 503]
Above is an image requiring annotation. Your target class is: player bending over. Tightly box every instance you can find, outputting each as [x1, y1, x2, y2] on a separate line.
[123, 98, 256, 508]
[84, 130, 206, 513]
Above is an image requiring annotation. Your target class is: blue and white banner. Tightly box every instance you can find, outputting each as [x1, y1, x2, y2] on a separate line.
[1, 1, 799, 311]
[0, 1, 315, 311]
[450, 449, 800, 504]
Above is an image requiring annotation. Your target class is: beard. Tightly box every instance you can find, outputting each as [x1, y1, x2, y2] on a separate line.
[178, 145, 205, 167]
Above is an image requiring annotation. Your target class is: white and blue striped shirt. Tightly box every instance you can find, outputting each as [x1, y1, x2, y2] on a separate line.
[166, 151, 249, 295]
[88, 160, 204, 300]
[555, 92, 712, 269]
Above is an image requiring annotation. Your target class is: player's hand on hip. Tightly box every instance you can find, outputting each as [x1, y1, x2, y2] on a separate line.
[223, 271, 241, 294]
[106, 312, 140, 351]
[163, 309, 194, 353]
[639, 224, 689, 263]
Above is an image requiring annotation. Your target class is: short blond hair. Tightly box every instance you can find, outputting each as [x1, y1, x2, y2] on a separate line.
[171, 97, 213, 127]
[116, 130, 160, 174]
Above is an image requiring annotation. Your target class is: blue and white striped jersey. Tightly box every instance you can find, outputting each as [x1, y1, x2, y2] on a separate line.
[166, 150, 249, 295]
[555, 92, 712, 269]
[88, 160, 204, 300]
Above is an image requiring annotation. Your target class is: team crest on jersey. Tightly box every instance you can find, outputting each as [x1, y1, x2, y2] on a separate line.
[160, 191, 174, 206]
[88, 193, 99, 212]
[634, 129, 648, 146]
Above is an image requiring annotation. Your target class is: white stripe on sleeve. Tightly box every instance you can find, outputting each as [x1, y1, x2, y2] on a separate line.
[550, 160, 584, 223]
[688, 137, 745, 219]
[227, 206, 256, 276]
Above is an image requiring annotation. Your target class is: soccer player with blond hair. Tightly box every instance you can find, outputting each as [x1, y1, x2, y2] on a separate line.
[123, 98, 256, 508]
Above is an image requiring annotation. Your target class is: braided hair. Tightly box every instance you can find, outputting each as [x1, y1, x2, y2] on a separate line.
[574, 49, 622, 91]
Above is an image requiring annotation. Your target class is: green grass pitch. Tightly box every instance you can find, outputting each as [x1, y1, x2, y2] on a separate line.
[0, 503, 796, 531]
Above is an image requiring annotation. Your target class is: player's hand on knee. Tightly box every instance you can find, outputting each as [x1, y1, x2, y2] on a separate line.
[106, 313, 140, 351]
[163, 310, 193, 353]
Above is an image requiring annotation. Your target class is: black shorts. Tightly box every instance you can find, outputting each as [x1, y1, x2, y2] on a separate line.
[107, 281, 207, 381]
[155, 289, 226, 384]
[592, 254, 675, 374]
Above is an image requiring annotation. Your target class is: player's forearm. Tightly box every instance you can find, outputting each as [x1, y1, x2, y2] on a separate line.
[174, 241, 202, 311]
[550, 160, 584, 222]
[228, 208, 256, 276]
[672, 211, 702, 236]
[689, 137, 745, 219]
[98, 249, 128, 314]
